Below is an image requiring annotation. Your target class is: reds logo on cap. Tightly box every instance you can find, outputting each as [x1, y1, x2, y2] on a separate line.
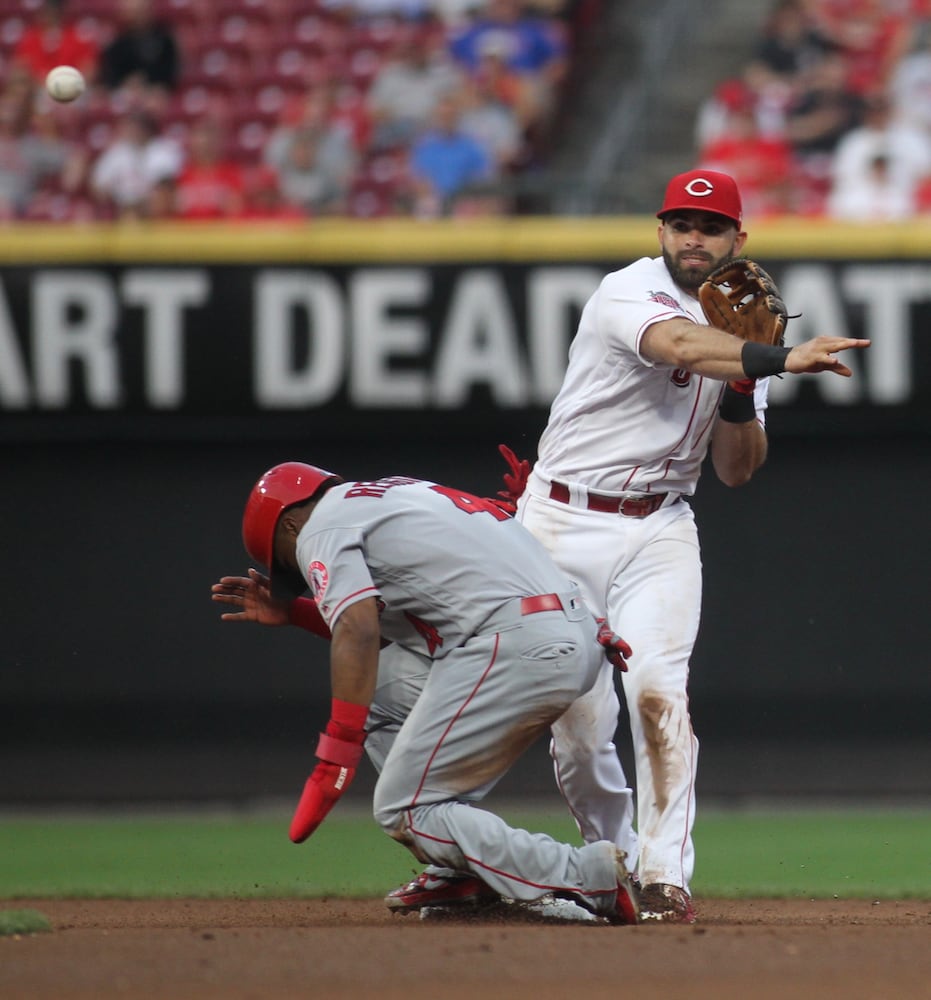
[685, 177, 714, 197]
[657, 169, 743, 227]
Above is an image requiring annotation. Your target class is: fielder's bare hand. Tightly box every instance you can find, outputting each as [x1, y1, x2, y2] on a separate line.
[211, 567, 290, 625]
[786, 337, 870, 377]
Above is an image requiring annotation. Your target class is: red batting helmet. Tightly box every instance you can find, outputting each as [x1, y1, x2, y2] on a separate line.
[657, 169, 743, 228]
[242, 462, 342, 591]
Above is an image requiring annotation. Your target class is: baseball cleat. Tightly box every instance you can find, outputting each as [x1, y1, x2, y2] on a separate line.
[385, 871, 498, 913]
[518, 895, 602, 923]
[638, 882, 697, 924]
[611, 850, 641, 925]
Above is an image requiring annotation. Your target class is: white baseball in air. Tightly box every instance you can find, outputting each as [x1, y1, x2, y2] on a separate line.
[45, 65, 86, 103]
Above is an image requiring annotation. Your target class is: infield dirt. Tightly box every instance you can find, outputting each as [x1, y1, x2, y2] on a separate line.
[1, 897, 928, 999]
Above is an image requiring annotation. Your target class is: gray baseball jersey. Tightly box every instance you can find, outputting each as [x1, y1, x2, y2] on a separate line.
[295, 475, 629, 916]
[297, 476, 575, 652]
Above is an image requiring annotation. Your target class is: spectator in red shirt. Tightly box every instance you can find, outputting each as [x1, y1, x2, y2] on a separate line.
[12, 0, 98, 86]
[173, 120, 245, 219]
[811, 0, 911, 95]
[698, 99, 795, 218]
[697, 97, 793, 219]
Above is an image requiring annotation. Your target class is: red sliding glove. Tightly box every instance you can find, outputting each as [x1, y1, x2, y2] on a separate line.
[596, 618, 633, 672]
[495, 443, 531, 514]
[289, 699, 368, 843]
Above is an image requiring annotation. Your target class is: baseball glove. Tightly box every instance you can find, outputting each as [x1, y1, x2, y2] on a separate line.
[698, 258, 787, 346]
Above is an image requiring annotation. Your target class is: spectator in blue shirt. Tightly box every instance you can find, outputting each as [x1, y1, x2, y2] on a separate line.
[409, 93, 494, 215]
[448, 0, 568, 130]
[449, 0, 567, 74]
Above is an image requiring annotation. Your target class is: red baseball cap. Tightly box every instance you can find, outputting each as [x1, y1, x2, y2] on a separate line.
[657, 169, 743, 227]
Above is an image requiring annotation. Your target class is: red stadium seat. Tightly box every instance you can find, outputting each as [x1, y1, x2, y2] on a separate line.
[228, 115, 272, 163]
[0, 13, 25, 51]
[346, 47, 382, 90]
[346, 15, 407, 54]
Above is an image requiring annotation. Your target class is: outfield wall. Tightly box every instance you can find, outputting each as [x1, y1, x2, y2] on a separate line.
[1, 219, 928, 804]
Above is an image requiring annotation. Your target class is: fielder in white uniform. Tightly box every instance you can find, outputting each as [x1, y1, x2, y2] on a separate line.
[215, 462, 640, 923]
[514, 169, 870, 922]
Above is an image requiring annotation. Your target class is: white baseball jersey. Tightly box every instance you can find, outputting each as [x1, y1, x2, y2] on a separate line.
[535, 255, 769, 497]
[516, 252, 771, 894]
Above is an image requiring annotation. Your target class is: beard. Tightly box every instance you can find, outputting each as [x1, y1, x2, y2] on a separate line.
[663, 247, 732, 291]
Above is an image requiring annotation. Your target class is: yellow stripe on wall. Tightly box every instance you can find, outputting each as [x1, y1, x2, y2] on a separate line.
[0, 217, 927, 263]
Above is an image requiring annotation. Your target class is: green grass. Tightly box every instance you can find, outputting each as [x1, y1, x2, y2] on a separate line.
[0, 908, 51, 936]
[0, 807, 927, 900]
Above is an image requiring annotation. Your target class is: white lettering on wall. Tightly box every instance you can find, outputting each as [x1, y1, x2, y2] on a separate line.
[842, 266, 928, 403]
[0, 282, 30, 407]
[769, 264, 921, 406]
[350, 269, 429, 406]
[254, 271, 344, 406]
[122, 270, 209, 407]
[33, 272, 120, 407]
[433, 269, 528, 406]
[0, 262, 922, 414]
[768, 265, 859, 405]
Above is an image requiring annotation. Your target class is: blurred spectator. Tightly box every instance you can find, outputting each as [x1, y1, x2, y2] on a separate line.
[0, 94, 78, 218]
[141, 176, 177, 219]
[240, 165, 305, 221]
[320, 0, 433, 17]
[712, 0, 838, 143]
[826, 150, 913, 218]
[30, 97, 89, 187]
[783, 50, 865, 211]
[408, 92, 494, 215]
[173, 120, 245, 219]
[698, 100, 795, 218]
[811, 0, 911, 96]
[826, 89, 931, 218]
[467, 32, 539, 130]
[430, 1, 486, 27]
[267, 126, 354, 215]
[264, 87, 358, 213]
[89, 109, 183, 220]
[889, 18, 931, 133]
[448, 0, 568, 130]
[459, 65, 523, 172]
[97, 0, 181, 97]
[751, 0, 837, 81]
[366, 24, 462, 150]
[11, 0, 98, 86]
[695, 76, 762, 152]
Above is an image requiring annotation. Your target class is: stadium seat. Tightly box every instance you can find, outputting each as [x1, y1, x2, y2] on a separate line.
[228, 115, 272, 163]
[346, 47, 382, 90]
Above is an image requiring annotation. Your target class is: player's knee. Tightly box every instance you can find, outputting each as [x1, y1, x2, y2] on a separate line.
[638, 690, 692, 749]
[372, 781, 411, 839]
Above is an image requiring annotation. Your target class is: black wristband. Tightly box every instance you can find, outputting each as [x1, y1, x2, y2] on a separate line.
[718, 385, 757, 423]
[742, 341, 791, 378]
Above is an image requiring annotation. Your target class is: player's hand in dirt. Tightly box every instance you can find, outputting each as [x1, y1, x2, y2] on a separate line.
[211, 567, 291, 626]
[786, 337, 870, 377]
[290, 699, 368, 843]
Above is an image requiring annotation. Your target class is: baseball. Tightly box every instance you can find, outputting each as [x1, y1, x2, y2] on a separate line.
[45, 65, 86, 103]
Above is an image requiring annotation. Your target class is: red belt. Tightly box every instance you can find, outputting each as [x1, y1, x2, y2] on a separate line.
[549, 481, 668, 518]
[520, 593, 564, 615]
